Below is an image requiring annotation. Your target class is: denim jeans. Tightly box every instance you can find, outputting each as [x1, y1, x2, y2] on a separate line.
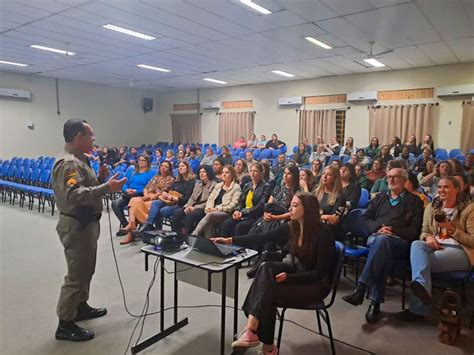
[359, 233, 410, 303]
[146, 200, 178, 228]
[409, 240, 470, 315]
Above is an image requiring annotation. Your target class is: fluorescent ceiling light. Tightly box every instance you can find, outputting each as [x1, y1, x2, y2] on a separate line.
[239, 0, 272, 14]
[30, 45, 75, 56]
[363, 58, 385, 67]
[137, 64, 171, 72]
[271, 70, 295, 78]
[0, 60, 28, 67]
[304, 36, 332, 49]
[203, 78, 227, 84]
[102, 24, 156, 40]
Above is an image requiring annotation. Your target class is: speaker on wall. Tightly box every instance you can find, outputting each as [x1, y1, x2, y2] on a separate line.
[143, 97, 153, 113]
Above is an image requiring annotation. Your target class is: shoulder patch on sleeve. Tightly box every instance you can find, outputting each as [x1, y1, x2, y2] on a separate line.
[65, 167, 78, 187]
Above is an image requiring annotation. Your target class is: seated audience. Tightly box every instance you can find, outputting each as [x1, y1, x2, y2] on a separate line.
[417, 158, 436, 189]
[219, 145, 233, 165]
[378, 144, 393, 165]
[213, 157, 225, 181]
[88, 144, 101, 162]
[395, 176, 473, 322]
[342, 168, 423, 323]
[448, 158, 465, 175]
[330, 159, 341, 170]
[355, 164, 372, 190]
[314, 166, 347, 241]
[223, 193, 335, 355]
[293, 143, 310, 167]
[138, 160, 195, 233]
[271, 154, 286, 186]
[247, 133, 259, 149]
[413, 147, 432, 173]
[235, 158, 252, 188]
[177, 149, 186, 162]
[405, 172, 430, 207]
[114, 146, 128, 167]
[339, 136, 357, 157]
[164, 149, 177, 166]
[152, 148, 164, 165]
[390, 136, 402, 158]
[257, 134, 268, 149]
[420, 160, 454, 198]
[418, 134, 435, 152]
[311, 159, 323, 186]
[126, 147, 139, 165]
[371, 160, 403, 198]
[340, 163, 362, 210]
[112, 154, 155, 235]
[355, 149, 370, 169]
[120, 161, 174, 245]
[310, 144, 333, 165]
[405, 135, 419, 156]
[219, 162, 272, 236]
[234, 136, 248, 149]
[365, 137, 381, 160]
[195, 146, 203, 161]
[245, 150, 256, 169]
[329, 136, 341, 156]
[265, 134, 286, 150]
[172, 165, 218, 234]
[191, 166, 242, 237]
[396, 145, 416, 171]
[453, 173, 472, 203]
[299, 169, 316, 193]
[464, 152, 473, 173]
[302, 137, 313, 154]
[187, 148, 200, 173]
[366, 158, 386, 184]
[261, 160, 273, 183]
[201, 147, 217, 166]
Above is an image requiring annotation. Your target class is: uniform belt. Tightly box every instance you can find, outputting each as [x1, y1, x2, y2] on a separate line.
[60, 212, 102, 221]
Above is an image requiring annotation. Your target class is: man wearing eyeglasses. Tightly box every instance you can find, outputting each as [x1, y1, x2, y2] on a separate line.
[52, 119, 126, 341]
[342, 167, 423, 324]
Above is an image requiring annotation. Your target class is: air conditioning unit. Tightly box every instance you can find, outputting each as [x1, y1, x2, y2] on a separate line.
[437, 84, 474, 97]
[347, 91, 377, 102]
[278, 96, 302, 106]
[0, 88, 31, 99]
[201, 101, 222, 109]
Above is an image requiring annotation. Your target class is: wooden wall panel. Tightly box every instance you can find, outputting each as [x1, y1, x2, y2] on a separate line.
[378, 88, 434, 101]
[222, 100, 253, 109]
[173, 103, 200, 111]
[304, 94, 347, 105]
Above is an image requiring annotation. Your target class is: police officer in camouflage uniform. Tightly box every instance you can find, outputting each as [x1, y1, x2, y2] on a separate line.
[53, 119, 126, 341]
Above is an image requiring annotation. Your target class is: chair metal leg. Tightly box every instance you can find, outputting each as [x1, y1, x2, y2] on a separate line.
[277, 308, 287, 350]
[316, 310, 323, 334]
[402, 272, 406, 310]
[322, 308, 336, 355]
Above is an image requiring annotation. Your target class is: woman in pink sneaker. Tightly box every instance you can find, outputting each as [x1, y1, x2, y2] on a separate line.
[226, 192, 335, 354]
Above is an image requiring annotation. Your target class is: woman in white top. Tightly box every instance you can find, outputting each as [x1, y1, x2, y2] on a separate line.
[339, 136, 357, 157]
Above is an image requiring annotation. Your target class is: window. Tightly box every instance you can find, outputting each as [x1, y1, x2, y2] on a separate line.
[335, 110, 346, 144]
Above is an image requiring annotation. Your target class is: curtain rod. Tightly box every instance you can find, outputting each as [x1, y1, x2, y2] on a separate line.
[367, 102, 439, 109]
[296, 107, 350, 112]
[216, 110, 256, 115]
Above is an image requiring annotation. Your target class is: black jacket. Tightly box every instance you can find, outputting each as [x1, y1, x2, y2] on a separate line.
[171, 179, 195, 206]
[236, 180, 272, 218]
[362, 190, 423, 242]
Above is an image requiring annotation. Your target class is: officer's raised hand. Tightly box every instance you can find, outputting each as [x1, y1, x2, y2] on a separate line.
[107, 173, 127, 192]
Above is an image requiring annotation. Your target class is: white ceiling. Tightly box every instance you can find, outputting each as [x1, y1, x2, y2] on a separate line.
[1, 0, 473, 92]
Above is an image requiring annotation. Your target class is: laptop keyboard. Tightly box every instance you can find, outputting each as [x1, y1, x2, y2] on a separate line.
[215, 243, 241, 255]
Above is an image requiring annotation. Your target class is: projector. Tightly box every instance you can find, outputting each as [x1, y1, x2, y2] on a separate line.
[141, 230, 185, 250]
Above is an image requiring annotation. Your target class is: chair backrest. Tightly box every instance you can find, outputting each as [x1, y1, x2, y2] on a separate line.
[39, 169, 51, 184]
[326, 241, 346, 308]
[436, 153, 449, 161]
[30, 168, 41, 183]
[21, 167, 31, 181]
[434, 148, 448, 156]
[449, 149, 462, 158]
[357, 188, 370, 208]
[455, 154, 465, 163]
[342, 155, 351, 164]
[344, 208, 369, 238]
[271, 148, 281, 158]
[280, 146, 287, 154]
[328, 155, 340, 164]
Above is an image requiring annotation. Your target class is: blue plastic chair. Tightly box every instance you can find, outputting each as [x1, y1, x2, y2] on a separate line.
[280, 146, 287, 154]
[357, 188, 370, 208]
[455, 154, 465, 164]
[342, 155, 351, 164]
[342, 208, 369, 282]
[449, 149, 462, 158]
[434, 148, 447, 156]
[277, 241, 345, 355]
[436, 153, 449, 161]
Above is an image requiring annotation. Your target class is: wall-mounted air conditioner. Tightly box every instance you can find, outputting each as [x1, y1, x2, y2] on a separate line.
[347, 91, 377, 102]
[201, 101, 222, 109]
[0, 88, 31, 99]
[278, 96, 302, 106]
[437, 84, 474, 97]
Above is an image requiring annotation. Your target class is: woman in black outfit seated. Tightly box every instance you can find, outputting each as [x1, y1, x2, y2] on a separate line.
[171, 165, 218, 233]
[215, 193, 335, 355]
[340, 163, 361, 210]
[314, 165, 347, 241]
[265, 134, 286, 150]
[219, 162, 272, 236]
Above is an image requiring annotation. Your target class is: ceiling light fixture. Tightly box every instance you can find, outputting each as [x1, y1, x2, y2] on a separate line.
[363, 58, 385, 67]
[203, 78, 227, 84]
[239, 0, 272, 15]
[30, 45, 75, 56]
[271, 70, 295, 78]
[304, 36, 332, 49]
[137, 64, 171, 72]
[0, 60, 29, 67]
[102, 24, 156, 40]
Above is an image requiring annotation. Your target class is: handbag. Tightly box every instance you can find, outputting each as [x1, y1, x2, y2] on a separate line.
[159, 190, 183, 205]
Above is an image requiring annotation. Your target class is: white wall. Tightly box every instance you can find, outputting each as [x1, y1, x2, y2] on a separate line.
[152, 62, 474, 151]
[0, 71, 163, 158]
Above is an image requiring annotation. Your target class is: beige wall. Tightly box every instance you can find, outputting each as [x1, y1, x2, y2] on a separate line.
[0, 71, 162, 158]
[153, 62, 474, 151]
